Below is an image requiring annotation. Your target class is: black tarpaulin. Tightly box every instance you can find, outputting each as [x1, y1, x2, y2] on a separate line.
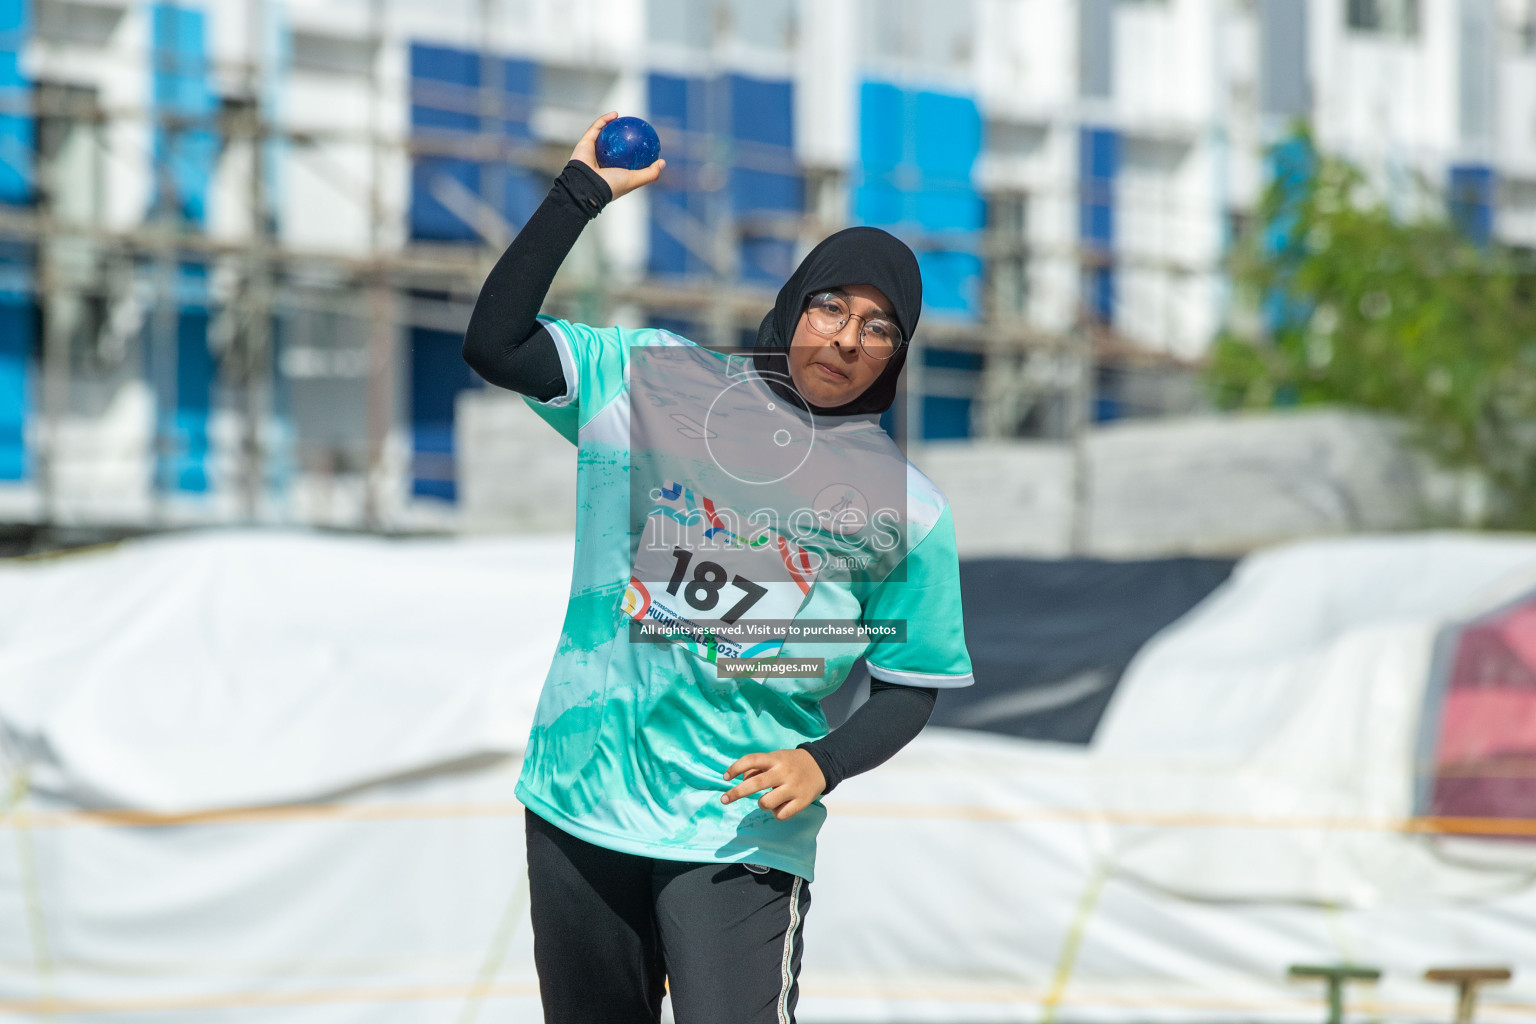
[824, 556, 1236, 743]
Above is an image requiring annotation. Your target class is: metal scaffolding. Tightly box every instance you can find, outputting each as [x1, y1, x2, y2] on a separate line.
[0, 0, 1202, 541]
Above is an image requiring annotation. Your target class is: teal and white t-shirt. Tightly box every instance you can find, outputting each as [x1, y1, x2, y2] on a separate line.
[513, 318, 973, 882]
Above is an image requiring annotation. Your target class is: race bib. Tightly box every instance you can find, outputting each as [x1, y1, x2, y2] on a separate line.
[623, 482, 820, 666]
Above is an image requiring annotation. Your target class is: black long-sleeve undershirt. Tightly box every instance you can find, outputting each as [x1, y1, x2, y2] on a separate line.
[461, 160, 608, 401]
[462, 161, 939, 797]
[799, 678, 937, 795]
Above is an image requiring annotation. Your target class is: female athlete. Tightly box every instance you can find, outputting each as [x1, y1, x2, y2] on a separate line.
[463, 112, 974, 1024]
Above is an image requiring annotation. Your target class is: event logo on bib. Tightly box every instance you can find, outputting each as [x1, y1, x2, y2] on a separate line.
[622, 578, 651, 620]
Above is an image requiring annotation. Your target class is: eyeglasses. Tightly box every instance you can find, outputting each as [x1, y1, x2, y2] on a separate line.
[802, 291, 902, 360]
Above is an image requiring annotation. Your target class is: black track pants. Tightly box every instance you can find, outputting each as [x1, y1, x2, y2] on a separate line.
[525, 808, 812, 1024]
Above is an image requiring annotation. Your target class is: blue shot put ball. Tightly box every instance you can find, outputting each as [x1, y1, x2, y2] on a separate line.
[595, 116, 661, 170]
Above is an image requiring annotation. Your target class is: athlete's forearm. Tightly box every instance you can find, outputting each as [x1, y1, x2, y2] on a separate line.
[461, 160, 611, 400]
[797, 679, 937, 795]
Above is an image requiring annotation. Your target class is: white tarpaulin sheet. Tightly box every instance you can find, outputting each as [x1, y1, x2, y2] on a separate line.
[0, 531, 566, 811]
[1093, 534, 1536, 906]
[0, 530, 1532, 1022]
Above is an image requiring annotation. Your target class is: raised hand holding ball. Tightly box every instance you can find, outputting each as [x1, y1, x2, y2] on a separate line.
[572, 112, 664, 201]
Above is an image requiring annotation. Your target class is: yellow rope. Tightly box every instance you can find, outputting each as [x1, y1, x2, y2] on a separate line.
[8, 769, 55, 1013]
[0, 981, 541, 1015]
[1040, 857, 1110, 1024]
[1, 799, 1532, 837]
[454, 864, 530, 1024]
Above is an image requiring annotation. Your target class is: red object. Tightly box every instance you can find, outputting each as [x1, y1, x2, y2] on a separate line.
[1430, 594, 1536, 825]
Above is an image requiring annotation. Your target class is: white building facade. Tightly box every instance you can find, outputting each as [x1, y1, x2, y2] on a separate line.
[0, 0, 1531, 529]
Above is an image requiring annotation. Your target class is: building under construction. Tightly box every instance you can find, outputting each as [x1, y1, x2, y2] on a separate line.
[0, 0, 1532, 534]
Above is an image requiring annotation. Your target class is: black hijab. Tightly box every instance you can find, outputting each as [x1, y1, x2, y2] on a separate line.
[751, 226, 922, 417]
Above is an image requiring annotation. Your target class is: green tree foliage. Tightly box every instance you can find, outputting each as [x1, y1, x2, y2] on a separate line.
[1209, 133, 1536, 528]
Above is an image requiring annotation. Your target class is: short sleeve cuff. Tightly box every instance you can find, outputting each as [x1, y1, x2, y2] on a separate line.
[531, 317, 578, 408]
[866, 663, 974, 689]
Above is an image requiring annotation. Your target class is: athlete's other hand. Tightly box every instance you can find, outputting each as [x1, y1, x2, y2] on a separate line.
[571, 112, 665, 201]
[721, 749, 826, 821]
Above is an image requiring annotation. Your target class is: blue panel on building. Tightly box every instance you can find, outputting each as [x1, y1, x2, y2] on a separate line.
[646, 190, 697, 277]
[147, 5, 215, 494]
[857, 82, 987, 231]
[1084, 265, 1114, 326]
[854, 81, 983, 320]
[853, 81, 984, 435]
[858, 82, 904, 173]
[730, 74, 792, 149]
[167, 305, 212, 493]
[854, 180, 903, 228]
[497, 60, 536, 139]
[649, 73, 690, 130]
[646, 72, 698, 278]
[145, 262, 212, 494]
[727, 74, 799, 287]
[410, 324, 480, 501]
[410, 43, 480, 129]
[1079, 126, 1118, 243]
[0, 0, 32, 204]
[1079, 126, 1118, 325]
[410, 157, 480, 242]
[731, 164, 800, 217]
[408, 42, 539, 244]
[912, 189, 982, 234]
[919, 249, 983, 318]
[0, 2, 29, 480]
[648, 72, 800, 286]
[914, 91, 981, 183]
[1449, 164, 1494, 247]
[923, 346, 983, 373]
[406, 42, 540, 502]
[0, 300, 31, 480]
[922, 396, 971, 439]
[913, 91, 983, 315]
[151, 3, 217, 226]
[921, 348, 982, 440]
[493, 163, 544, 235]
